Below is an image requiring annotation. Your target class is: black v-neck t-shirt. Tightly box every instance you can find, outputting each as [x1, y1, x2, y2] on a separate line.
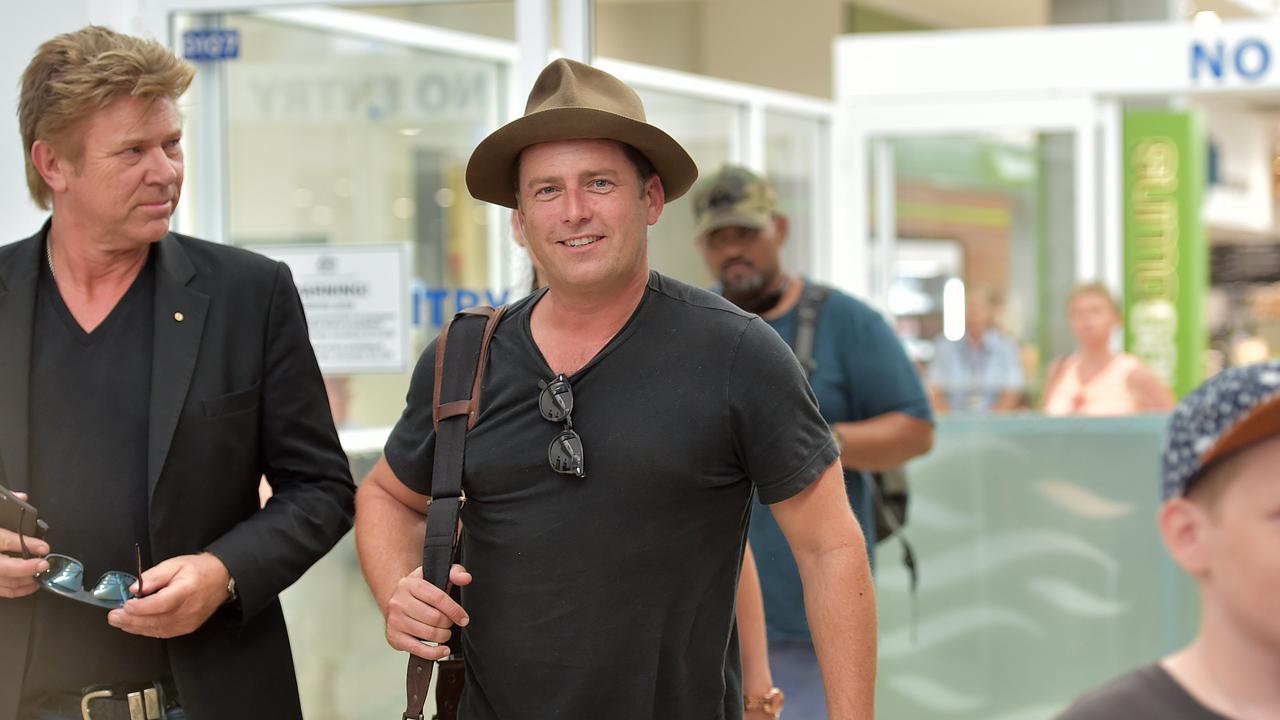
[1058, 664, 1233, 720]
[21, 243, 168, 699]
[386, 272, 839, 720]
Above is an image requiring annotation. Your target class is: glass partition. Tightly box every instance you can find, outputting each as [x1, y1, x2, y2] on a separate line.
[277, 415, 1193, 719]
[875, 414, 1196, 719]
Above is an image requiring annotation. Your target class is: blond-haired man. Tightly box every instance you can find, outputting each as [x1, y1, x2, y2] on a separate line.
[357, 59, 876, 719]
[0, 27, 354, 720]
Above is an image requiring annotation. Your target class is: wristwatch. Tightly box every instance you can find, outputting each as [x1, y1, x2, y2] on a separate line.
[744, 687, 784, 719]
[225, 575, 239, 604]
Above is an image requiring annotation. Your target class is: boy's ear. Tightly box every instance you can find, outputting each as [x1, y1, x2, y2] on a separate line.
[1159, 497, 1212, 579]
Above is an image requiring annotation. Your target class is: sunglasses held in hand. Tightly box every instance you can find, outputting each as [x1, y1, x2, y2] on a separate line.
[14, 500, 145, 609]
[35, 544, 145, 609]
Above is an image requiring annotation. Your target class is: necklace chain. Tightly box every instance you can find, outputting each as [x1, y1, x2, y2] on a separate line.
[46, 240, 56, 280]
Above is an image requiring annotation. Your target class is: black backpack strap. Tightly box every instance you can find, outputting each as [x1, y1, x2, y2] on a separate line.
[793, 282, 922, 633]
[793, 282, 829, 380]
[403, 304, 506, 720]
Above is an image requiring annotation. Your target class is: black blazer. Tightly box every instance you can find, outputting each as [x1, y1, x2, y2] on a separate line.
[0, 227, 356, 720]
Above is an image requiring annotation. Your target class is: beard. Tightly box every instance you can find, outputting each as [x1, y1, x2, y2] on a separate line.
[720, 259, 783, 314]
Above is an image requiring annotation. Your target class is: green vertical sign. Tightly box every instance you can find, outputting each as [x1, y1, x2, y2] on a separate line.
[1123, 111, 1206, 397]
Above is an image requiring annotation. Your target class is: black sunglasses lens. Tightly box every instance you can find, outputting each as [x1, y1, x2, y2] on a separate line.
[548, 430, 585, 478]
[37, 554, 84, 593]
[539, 379, 573, 422]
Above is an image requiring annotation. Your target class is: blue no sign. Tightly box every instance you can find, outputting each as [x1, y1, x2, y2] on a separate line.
[183, 29, 240, 62]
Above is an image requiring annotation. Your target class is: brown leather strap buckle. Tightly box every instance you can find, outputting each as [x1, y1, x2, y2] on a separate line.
[431, 305, 507, 431]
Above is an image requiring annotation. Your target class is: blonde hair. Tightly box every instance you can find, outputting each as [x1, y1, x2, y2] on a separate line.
[19, 26, 195, 209]
[1068, 281, 1120, 315]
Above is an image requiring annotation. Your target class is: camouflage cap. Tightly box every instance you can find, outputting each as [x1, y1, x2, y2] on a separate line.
[691, 165, 777, 237]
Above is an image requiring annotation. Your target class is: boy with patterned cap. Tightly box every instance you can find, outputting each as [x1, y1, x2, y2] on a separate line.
[357, 59, 876, 719]
[1057, 360, 1280, 719]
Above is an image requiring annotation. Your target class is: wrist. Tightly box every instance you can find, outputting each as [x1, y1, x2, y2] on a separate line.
[744, 687, 784, 720]
[224, 573, 238, 605]
[202, 552, 236, 605]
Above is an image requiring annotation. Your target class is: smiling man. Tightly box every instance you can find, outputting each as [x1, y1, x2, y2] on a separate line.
[0, 27, 354, 720]
[356, 59, 877, 719]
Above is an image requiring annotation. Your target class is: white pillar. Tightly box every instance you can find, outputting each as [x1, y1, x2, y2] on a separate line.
[1074, 105, 1100, 283]
[872, 138, 896, 311]
[515, 0, 551, 98]
[558, 0, 593, 63]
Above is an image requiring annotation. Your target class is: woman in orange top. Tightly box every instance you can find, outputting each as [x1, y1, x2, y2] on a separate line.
[1043, 283, 1176, 415]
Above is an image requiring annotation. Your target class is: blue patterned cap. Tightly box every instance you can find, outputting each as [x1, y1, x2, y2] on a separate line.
[1162, 360, 1280, 499]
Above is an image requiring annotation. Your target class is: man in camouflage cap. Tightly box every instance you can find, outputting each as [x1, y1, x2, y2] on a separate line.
[693, 164, 936, 720]
[1058, 361, 1280, 720]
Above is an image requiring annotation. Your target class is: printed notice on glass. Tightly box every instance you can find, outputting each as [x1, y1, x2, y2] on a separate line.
[251, 243, 411, 374]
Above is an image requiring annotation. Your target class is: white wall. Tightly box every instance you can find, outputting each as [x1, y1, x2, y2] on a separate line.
[1199, 100, 1274, 233]
[1, 2, 89, 241]
[698, 0, 841, 99]
[0, 0, 160, 243]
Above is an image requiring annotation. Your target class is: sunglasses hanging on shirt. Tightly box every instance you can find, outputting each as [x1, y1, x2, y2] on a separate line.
[538, 374, 586, 478]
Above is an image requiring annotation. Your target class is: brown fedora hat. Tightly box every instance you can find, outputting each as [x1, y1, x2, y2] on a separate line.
[466, 58, 698, 209]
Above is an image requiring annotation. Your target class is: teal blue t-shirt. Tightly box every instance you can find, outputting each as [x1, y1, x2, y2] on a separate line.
[750, 281, 933, 641]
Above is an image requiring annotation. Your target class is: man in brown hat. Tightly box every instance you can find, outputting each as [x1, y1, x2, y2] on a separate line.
[356, 59, 875, 719]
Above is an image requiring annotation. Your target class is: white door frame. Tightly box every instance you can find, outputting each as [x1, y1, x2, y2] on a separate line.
[836, 94, 1118, 311]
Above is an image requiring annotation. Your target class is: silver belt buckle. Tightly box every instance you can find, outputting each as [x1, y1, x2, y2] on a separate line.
[79, 687, 162, 720]
[79, 689, 112, 720]
[127, 687, 162, 719]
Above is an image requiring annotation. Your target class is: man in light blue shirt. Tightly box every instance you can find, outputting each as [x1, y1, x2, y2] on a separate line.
[929, 287, 1025, 413]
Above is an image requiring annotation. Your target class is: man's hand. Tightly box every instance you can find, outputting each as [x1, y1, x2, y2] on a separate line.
[0, 492, 49, 599]
[385, 563, 472, 662]
[107, 552, 231, 638]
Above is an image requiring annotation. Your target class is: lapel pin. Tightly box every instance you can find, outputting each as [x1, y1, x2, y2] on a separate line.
[174, 312, 185, 322]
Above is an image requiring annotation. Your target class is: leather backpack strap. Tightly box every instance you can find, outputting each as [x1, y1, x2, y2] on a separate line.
[403, 304, 507, 720]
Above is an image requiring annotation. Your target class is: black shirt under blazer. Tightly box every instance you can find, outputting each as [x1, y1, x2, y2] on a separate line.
[0, 227, 356, 720]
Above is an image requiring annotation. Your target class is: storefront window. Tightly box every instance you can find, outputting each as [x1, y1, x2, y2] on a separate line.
[766, 111, 826, 277]
[636, 88, 736, 287]
[178, 9, 509, 430]
[887, 133, 1077, 410]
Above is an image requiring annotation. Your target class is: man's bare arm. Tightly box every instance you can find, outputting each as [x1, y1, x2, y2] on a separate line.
[832, 411, 933, 471]
[356, 456, 470, 661]
[736, 544, 775, 715]
[771, 461, 876, 718]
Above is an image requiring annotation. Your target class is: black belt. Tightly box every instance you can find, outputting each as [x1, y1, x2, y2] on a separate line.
[27, 678, 180, 720]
